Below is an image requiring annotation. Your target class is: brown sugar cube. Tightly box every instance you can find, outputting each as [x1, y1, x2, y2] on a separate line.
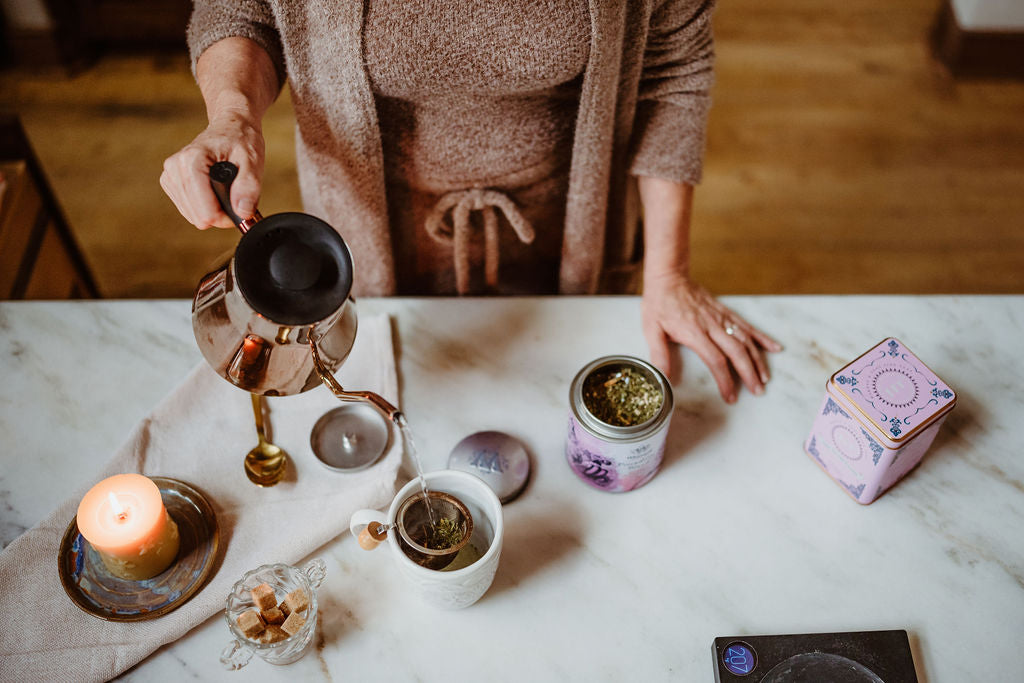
[279, 600, 291, 616]
[259, 625, 289, 644]
[261, 606, 285, 625]
[281, 611, 306, 637]
[236, 609, 265, 639]
[250, 582, 277, 611]
[283, 588, 309, 614]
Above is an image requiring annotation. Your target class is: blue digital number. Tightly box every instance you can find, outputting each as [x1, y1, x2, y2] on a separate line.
[722, 642, 756, 676]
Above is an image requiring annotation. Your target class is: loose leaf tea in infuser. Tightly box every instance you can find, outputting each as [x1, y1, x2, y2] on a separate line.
[427, 517, 465, 550]
[396, 491, 474, 570]
[582, 365, 664, 427]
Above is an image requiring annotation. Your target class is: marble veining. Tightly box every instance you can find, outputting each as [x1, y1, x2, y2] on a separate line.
[0, 296, 1022, 682]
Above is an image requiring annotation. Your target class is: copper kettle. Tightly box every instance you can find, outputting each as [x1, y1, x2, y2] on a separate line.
[191, 162, 400, 420]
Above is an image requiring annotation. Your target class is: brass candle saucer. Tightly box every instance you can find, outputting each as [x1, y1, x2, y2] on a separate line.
[58, 477, 220, 622]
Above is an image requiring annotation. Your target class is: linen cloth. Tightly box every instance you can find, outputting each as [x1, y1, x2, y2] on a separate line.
[0, 314, 402, 681]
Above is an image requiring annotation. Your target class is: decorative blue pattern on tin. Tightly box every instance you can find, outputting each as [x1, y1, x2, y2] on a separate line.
[847, 349, 890, 422]
[887, 340, 899, 357]
[852, 390, 887, 422]
[822, 398, 850, 419]
[932, 388, 953, 400]
[807, 437, 827, 467]
[861, 429, 885, 465]
[905, 354, 939, 386]
[853, 350, 886, 375]
[905, 398, 940, 425]
[889, 417, 902, 438]
[835, 375, 858, 387]
[859, 394, 889, 423]
[841, 480, 866, 498]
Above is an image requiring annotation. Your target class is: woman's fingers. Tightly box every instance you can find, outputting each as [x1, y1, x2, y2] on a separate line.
[720, 316, 772, 384]
[743, 322, 775, 383]
[751, 326, 784, 353]
[229, 143, 264, 220]
[710, 299, 781, 381]
[643, 319, 674, 380]
[686, 332, 739, 403]
[704, 311, 764, 397]
[160, 120, 265, 230]
[641, 276, 782, 403]
[746, 332, 772, 384]
[158, 166, 191, 223]
[183, 148, 234, 228]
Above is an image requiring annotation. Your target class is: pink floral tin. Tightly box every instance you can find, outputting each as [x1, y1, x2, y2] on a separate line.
[804, 338, 956, 504]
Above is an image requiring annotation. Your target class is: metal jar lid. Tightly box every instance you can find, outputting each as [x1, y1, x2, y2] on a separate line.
[447, 431, 531, 503]
[310, 403, 391, 472]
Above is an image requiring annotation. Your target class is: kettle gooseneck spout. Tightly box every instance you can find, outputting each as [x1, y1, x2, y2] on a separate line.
[309, 337, 405, 426]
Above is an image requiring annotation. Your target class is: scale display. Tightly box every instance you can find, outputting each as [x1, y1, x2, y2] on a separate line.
[712, 630, 918, 683]
[722, 642, 757, 676]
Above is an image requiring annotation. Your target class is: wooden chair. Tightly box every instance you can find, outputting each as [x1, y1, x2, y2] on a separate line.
[0, 116, 100, 299]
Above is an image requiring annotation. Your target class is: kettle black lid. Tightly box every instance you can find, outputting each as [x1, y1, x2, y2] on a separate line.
[234, 213, 353, 325]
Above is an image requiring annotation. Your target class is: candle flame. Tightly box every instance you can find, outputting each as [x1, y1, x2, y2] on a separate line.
[108, 492, 128, 521]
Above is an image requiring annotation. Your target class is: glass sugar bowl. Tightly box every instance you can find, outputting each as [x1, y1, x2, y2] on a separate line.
[220, 559, 326, 669]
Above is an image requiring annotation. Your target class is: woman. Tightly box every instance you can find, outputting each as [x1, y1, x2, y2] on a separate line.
[160, 0, 781, 403]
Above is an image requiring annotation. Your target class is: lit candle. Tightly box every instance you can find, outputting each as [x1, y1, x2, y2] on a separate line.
[76, 474, 180, 580]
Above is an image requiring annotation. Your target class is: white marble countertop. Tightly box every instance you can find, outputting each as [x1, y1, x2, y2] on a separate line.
[1, 296, 1021, 682]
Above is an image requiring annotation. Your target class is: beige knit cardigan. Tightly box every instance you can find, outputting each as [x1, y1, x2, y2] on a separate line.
[189, 0, 715, 296]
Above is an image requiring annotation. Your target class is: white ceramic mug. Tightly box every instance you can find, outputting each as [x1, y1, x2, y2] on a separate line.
[350, 470, 503, 609]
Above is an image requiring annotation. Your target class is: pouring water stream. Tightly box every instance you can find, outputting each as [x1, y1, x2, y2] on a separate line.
[308, 338, 436, 526]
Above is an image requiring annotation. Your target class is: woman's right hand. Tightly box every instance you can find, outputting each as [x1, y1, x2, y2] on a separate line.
[160, 111, 265, 230]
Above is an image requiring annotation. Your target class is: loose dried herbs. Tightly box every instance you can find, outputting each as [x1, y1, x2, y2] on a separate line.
[582, 365, 663, 426]
[426, 517, 464, 550]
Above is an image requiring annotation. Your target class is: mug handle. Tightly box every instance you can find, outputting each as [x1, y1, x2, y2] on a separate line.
[350, 509, 389, 551]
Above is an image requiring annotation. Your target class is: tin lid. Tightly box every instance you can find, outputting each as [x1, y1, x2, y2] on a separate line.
[829, 338, 956, 444]
[447, 431, 531, 504]
[309, 403, 391, 472]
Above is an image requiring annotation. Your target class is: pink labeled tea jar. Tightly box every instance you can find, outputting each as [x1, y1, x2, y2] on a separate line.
[804, 337, 956, 504]
[566, 356, 674, 493]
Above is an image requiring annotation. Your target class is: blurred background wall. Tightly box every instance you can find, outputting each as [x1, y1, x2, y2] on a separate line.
[1, 0, 1022, 299]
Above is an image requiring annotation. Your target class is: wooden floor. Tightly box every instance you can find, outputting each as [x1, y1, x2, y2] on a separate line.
[2, 0, 1023, 298]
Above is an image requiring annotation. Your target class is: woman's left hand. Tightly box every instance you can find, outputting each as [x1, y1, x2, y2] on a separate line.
[641, 271, 782, 403]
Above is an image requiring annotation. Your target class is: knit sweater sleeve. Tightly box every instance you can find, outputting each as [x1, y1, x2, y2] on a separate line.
[627, 0, 715, 185]
[187, 0, 287, 89]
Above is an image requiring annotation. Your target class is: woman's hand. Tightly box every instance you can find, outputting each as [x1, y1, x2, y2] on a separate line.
[642, 271, 782, 403]
[159, 37, 280, 229]
[159, 112, 265, 229]
[636, 175, 781, 403]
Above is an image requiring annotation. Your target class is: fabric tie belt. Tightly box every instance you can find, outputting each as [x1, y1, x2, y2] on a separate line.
[424, 187, 536, 294]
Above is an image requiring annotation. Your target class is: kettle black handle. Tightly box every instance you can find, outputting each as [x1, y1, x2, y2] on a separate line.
[209, 161, 257, 234]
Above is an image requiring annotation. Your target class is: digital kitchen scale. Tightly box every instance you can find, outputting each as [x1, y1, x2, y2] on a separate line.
[713, 630, 918, 683]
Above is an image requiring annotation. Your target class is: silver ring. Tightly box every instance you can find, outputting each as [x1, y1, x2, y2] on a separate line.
[724, 322, 737, 336]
